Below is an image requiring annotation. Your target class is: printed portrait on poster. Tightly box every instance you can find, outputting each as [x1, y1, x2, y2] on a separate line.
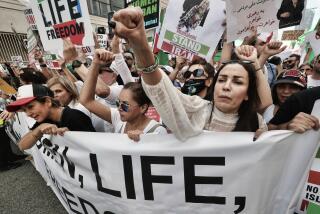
[177, 0, 210, 32]
[276, 0, 305, 29]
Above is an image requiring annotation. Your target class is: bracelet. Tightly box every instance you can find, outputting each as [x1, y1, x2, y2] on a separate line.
[136, 56, 158, 74]
[255, 67, 263, 71]
[40, 64, 47, 68]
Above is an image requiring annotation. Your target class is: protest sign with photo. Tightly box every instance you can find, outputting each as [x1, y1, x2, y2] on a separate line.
[29, 0, 94, 52]
[157, 0, 225, 61]
[282, 30, 305, 41]
[226, 0, 279, 42]
[276, 0, 307, 29]
[125, 0, 160, 29]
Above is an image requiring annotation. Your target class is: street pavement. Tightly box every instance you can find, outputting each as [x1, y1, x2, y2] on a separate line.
[0, 160, 66, 214]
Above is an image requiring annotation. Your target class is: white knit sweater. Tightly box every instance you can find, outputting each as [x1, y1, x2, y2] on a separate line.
[142, 70, 267, 141]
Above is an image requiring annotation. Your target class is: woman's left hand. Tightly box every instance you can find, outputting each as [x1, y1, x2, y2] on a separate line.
[38, 123, 69, 136]
[127, 130, 143, 142]
[235, 45, 258, 62]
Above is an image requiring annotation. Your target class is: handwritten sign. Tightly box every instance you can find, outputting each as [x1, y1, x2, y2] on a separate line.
[282, 30, 305, 41]
[226, 0, 279, 42]
[30, 0, 94, 52]
[157, 0, 225, 61]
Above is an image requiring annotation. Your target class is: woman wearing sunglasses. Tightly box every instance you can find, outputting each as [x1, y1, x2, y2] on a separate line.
[109, 7, 273, 141]
[180, 58, 215, 101]
[80, 49, 167, 141]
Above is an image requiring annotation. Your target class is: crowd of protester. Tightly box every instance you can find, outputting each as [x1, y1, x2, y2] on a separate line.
[0, 7, 319, 172]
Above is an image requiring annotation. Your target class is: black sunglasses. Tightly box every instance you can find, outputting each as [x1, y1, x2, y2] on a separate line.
[116, 100, 130, 112]
[183, 69, 207, 79]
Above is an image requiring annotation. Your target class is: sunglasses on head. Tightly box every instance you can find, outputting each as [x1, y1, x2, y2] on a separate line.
[99, 67, 113, 74]
[116, 100, 130, 112]
[124, 55, 133, 60]
[183, 69, 207, 79]
[221, 60, 254, 65]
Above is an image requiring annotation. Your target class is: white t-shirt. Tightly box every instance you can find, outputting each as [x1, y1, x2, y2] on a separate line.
[307, 75, 320, 89]
[103, 84, 123, 107]
[110, 108, 167, 134]
[72, 80, 114, 132]
[68, 101, 114, 133]
[263, 104, 276, 123]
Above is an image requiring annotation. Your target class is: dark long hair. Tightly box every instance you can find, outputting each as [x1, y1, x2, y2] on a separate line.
[123, 82, 151, 107]
[212, 62, 261, 132]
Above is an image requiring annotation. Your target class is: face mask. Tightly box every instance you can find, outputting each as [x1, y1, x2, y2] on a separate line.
[181, 79, 206, 96]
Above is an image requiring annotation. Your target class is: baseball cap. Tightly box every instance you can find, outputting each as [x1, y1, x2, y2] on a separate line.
[274, 69, 307, 89]
[6, 84, 53, 112]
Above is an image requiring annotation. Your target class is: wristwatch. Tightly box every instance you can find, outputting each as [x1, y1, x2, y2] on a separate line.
[72, 60, 82, 70]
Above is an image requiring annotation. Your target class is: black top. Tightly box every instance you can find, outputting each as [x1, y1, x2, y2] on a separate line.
[32, 106, 96, 132]
[269, 87, 320, 125]
[276, 0, 304, 28]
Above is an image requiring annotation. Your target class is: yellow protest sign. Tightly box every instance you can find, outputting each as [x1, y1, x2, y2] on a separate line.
[0, 78, 17, 95]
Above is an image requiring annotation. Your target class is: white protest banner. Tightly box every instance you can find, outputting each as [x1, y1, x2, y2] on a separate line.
[226, 0, 279, 42]
[7, 116, 319, 213]
[295, 100, 320, 214]
[96, 34, 107, 49]
[157, 0, 225, 61]
[30, 129, 320, 214]
[29, 0, 94, 52]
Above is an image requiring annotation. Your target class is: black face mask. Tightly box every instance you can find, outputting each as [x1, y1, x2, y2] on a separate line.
[181, 79, 206, 96]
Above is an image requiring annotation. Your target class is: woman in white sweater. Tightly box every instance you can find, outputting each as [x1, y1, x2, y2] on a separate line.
[109, 7, 272, 141]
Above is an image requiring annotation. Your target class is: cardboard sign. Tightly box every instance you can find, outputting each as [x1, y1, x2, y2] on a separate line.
[0, 78, 17, 95]
[30, 0, 94, 52]
[125, 0, 160, 29]
[282, 30, 305, 41]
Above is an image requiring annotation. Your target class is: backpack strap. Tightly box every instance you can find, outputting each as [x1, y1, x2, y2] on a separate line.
[146, 123, 162, 133]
